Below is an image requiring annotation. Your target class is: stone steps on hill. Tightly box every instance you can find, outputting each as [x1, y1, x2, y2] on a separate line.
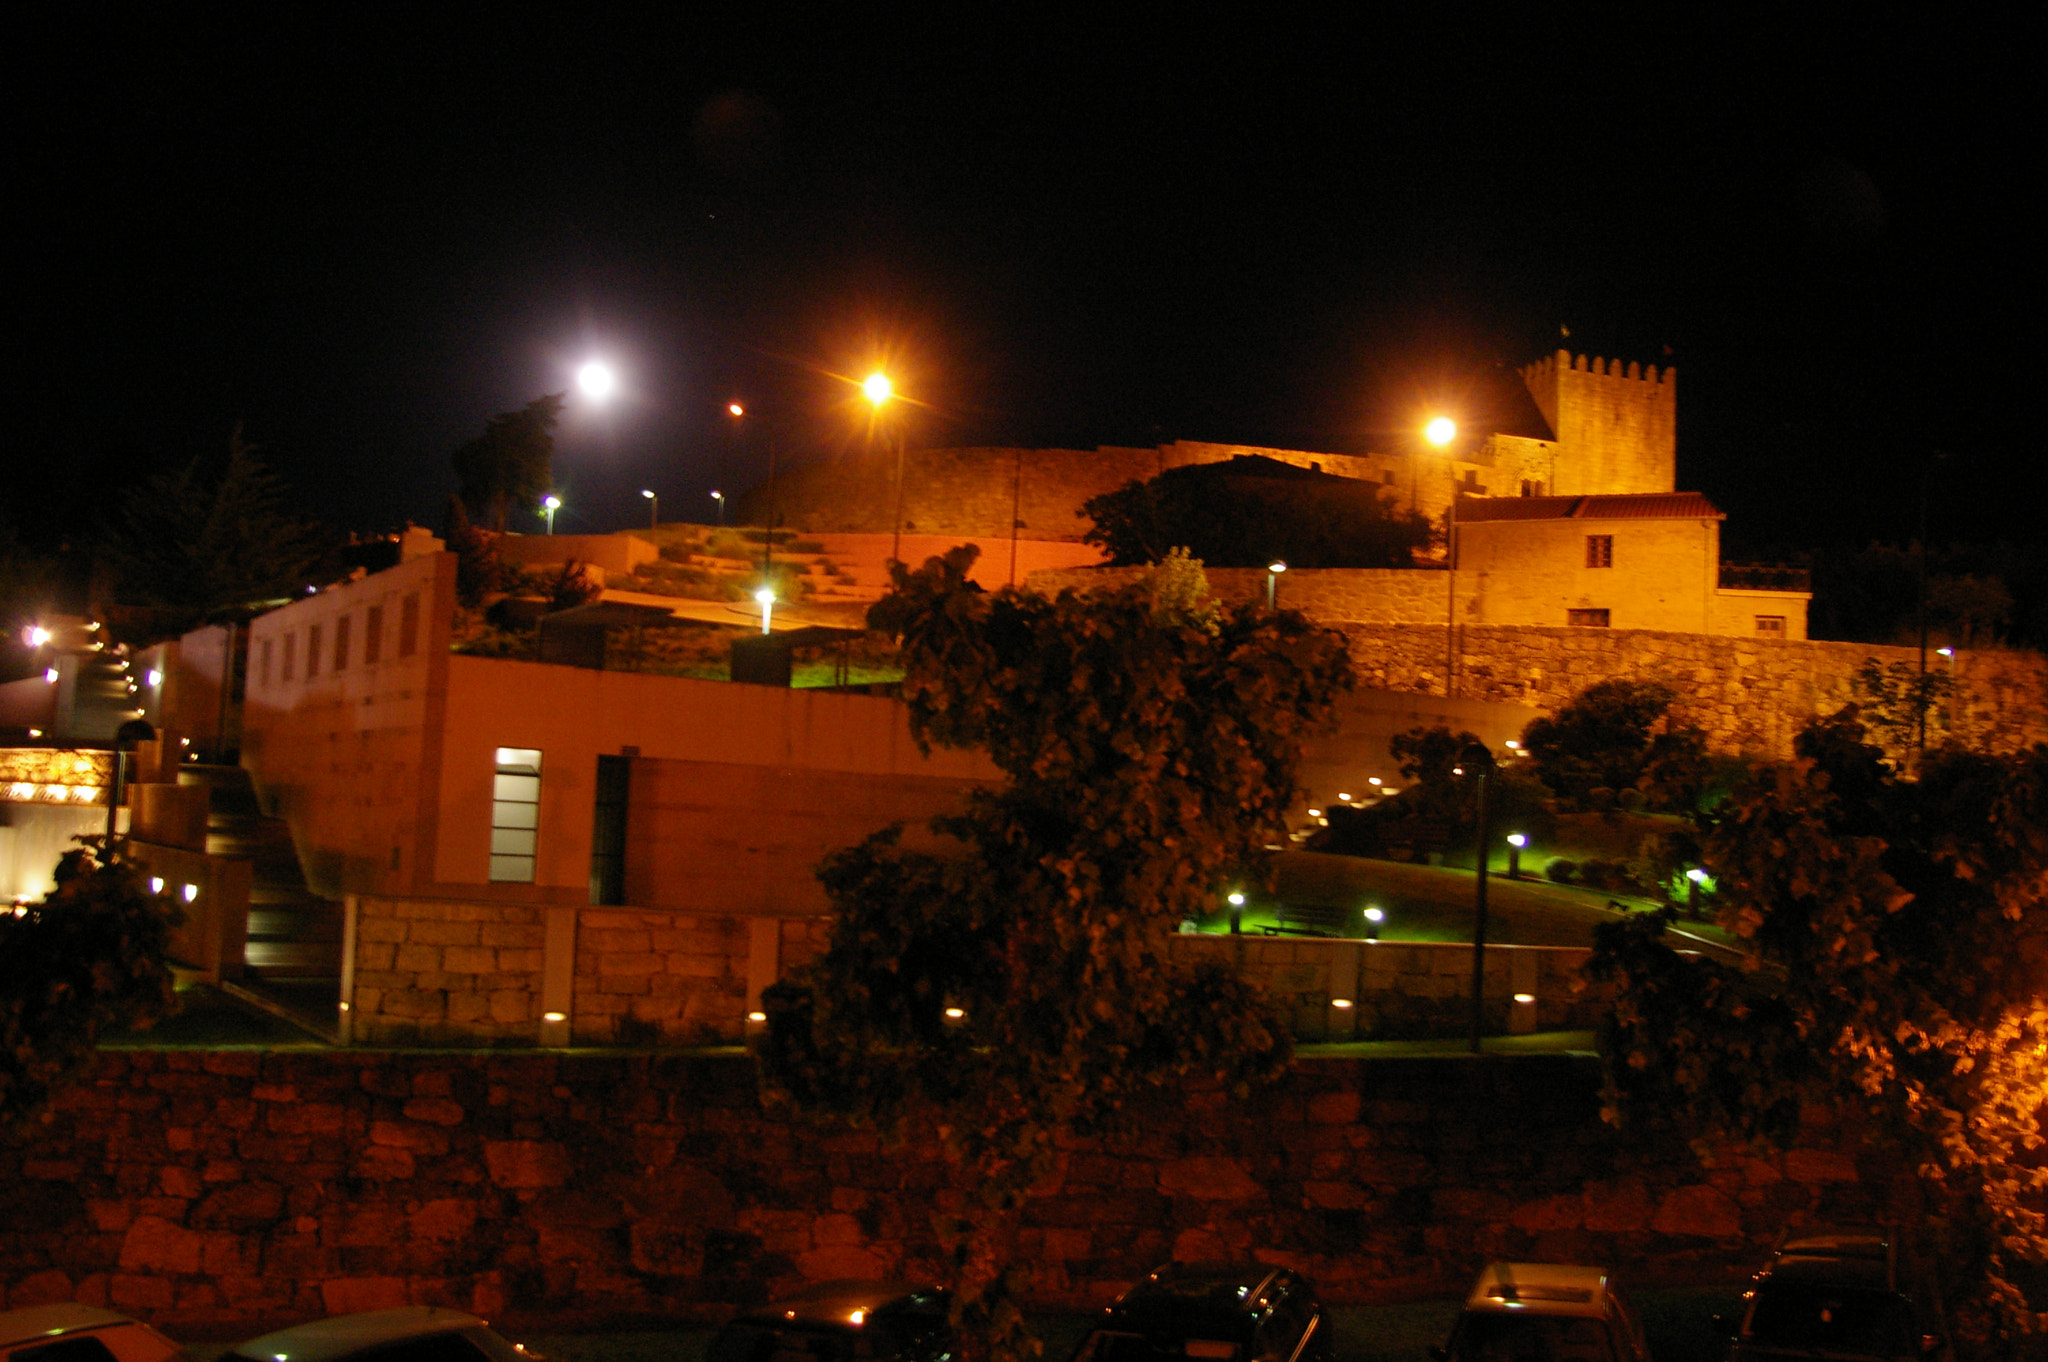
[180, 764, 344, 985]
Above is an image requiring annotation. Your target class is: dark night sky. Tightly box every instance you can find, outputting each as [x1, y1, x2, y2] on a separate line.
[10, 11, 2034, 555]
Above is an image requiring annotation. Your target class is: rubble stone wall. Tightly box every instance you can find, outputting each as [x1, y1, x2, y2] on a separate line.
[0, 1051, 1901, 1338]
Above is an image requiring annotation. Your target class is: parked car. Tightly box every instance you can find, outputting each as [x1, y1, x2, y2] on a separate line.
[1068, 1261, 1330, 1362]
[707, 1282, 954, 1362]
[1432, 1262, 1651, 1362]
[224, 1306, 537, 1362]
[1719, 1229, 1946, 1361]
[0, 1305, 188, 1362]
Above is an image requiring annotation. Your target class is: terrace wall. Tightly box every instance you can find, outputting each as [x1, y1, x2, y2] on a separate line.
[0, 1050, 1902, 1338]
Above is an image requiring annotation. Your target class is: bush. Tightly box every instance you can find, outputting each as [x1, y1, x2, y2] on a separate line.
[1545, 857, 1579, 884]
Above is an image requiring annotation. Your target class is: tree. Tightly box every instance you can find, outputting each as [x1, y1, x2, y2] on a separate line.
[758, 545, 1353, 1362]
[452, 394, 565, 532]
[1081, 456, 1431, 568]
[1584, 713, 2048, 1352]
[95, 426, 330, 618]
[1520, 679, 1704, 809]
[1, 844, 181, 1127]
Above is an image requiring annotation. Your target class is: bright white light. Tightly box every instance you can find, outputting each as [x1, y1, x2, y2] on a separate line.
[1686, 868, 1709, 883]
[544, 495, 561, 510]
[577, 361, 616, 400]
[755, 586, 776, 634]
[1937, 647, 1954, 657]
[641, 488, 655, 500]
[728, 403, 745, 417]
[1425, 416, 1457, 446]
[942, 1008, 965, 1020]
[1267, 560, 1288, 574]
[44, 669, 58, 684]
[1513, 993, 1536, 1005]
[544, 1011, 567, 1023]
[1504, 739, 1521, 749]
[1368, 777, 1381, 786]
[181, 884, 198, 902]
[27, 626, 50, 647]
[862, 372, 893, 405]
[1506, 833, 1527, 848]
[747, 1011, 767, 1023]
[1227, 891, 1245, 907]
[150, 878, 164, 894]
[1337, 792, 1351, 802]
[1331, 999, 1354, 1009]
[1363, 907, 1384, 923]
[147, 669, 163, 687]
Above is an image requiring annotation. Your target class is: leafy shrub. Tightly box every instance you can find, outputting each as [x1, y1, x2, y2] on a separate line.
[1545, 858, 1578, 884]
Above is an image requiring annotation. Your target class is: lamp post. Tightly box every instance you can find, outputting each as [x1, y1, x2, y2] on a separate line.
[1456, 741, 1496, 1054]
[641, 489, 658, 531]
[710, 490, 725, 526]
[542, 495, 561, 535]
[1505, 832, 1526, 881]
[755, 586, 776, 635]
[1427, 418, 1460, 697]
[1265, 560, 1288, 609]
[725, 402, 744, 504]
[862, 373, 902, 564]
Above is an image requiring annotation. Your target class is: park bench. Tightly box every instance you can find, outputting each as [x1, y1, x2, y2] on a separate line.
[1260, 903, 1359, 938]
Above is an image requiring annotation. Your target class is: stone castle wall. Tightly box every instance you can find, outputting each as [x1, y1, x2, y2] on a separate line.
[1338, 624, 2048, 759]
[1521, 351, 1676, 497]
[0, 1050, 1902, 1337]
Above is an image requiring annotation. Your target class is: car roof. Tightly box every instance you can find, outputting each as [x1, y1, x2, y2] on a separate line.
[231, 1306, 487, 1361]
[735, 1282, 945, 1328]
[1101, 1262, 1293, 1338]
[0, 1305, 147, 1350]
[1761, 1255, 1893, 1291]
[1461, 1263, 1613, 1318]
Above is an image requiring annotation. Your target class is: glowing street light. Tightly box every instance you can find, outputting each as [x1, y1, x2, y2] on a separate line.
[641, 488, 658, 530]
[542, 495, 561, 535]
[577, 361, 616, 401]
[754, 586, 776, 635]
[26, 626, 50, 647]
[863, 373, 893, 406]
[1425, 416, 1457, 446]
[1227, 889, 1246, 935]
[1505, 832, 1527, 880]
[1266, 559, 1288, 609]
[710, 490, 726, 525]
[861, 372, 909, 564]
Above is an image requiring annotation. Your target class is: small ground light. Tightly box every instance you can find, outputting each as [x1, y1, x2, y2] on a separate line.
[43, 669, 57, 683]
[943, 1007, 965, 1019]
[150, 878, 164, 894]
[181, 884, 198, 902]
[1504, 739, 1520, 749]
[26, 729, 40, 738]
[1513, 993, 1536, 1005]
[147, 669, 163, 686]
[745, 1011, 765, 1023]
[1331, 999, 1354, 1009]
[1337, 791, 1352, 802]
[1306, 807, 1323, 818]
[546, 1012, 569, 1023]
[1686, 868, 1708, 883]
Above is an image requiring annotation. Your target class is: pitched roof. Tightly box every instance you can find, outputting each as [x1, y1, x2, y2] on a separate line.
[1456, 492, 1722, 522]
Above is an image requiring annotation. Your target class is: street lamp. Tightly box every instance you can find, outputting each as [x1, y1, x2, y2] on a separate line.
[1227, 890, 1245, 935]
[1265, 560, 1288, 609]
[577, 362, 616, 402]
[1505, 832, 1526, 881]
[542, 495, 561, 535]
[1427, 416, 1462, 697]
[641, 489, 658, 531]
[1425, 416, 1457, 447]
[754, 586, 776, 635]
[710, 490, 725, 526]
[862, 372, 905, 565]
[1458, 741, 1497, 1054]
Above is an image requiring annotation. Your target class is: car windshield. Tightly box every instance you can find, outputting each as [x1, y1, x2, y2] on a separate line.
[1447, 1313, 1616, 1362]
[1744, 1284, 1915, 1355]
[1072, 1332, 1241, 1362]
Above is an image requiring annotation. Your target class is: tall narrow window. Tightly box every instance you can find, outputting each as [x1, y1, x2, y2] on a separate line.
[333, 614, 352, 670]
[589, 755, 631, 905]
[365, 604, 384, 664]
[399, 593, 420, 657]
[259, 639, 273, 689]
[490, 748, 542, 883]
[306, 624, 323, 678]
[1567, 608, 1611, 628]
[1755, 615, 1785, 637]
[1585, 535, 1613, 568]
[281, 633, 298, 682]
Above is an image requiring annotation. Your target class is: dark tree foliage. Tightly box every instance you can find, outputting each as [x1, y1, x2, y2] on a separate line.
[1808, 541, 2047, 651]
[1, 845, 180, 1127]
[758, 546, 1353, 1362]
[1585, 713, 2048, 1351]
[452, 394, 564, 532]
[1081, 457, 1431, 568]
[95, 427, 330, 618]
[1521, 679, 1705, 810]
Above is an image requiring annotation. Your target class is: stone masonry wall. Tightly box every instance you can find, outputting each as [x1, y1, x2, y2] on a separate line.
[0, 1050, 1903, 1338]
[1338, 625, 2048, 760]
[349, 898, 549, 1045]
[572, 912, 829, 1045]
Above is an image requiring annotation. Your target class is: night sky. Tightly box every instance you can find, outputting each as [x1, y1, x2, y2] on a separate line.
[12, 12, 2033, 555]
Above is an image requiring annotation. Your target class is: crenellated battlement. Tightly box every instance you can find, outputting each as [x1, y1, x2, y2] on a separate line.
[1520, 348, 1677, 496]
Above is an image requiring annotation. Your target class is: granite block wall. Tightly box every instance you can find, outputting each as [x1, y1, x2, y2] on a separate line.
[0, 1050, 1903, 1338]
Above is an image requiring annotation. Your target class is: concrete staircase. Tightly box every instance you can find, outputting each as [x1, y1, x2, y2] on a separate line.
[179, 764, 341, 1039]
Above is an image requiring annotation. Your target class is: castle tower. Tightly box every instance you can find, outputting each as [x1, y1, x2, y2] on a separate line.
[1520, 350, 1676, 495]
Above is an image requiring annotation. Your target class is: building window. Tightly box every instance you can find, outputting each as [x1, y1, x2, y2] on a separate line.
[399, 593, 420, 657]
[306, 623, 322, 678]
[1755, 615, 1785, 637]
[1567, 608, 1610, 628]
[258, 639, 273, 689]
[281, 633, 297, 682]
[1520, 479, 1545, 497]
[490, 747, 542, 883]
[589, 754, 631, 905]
[365, 604, 384, 664]
[1586, 535, 1613, 568]
[333, 614, 351, 670]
